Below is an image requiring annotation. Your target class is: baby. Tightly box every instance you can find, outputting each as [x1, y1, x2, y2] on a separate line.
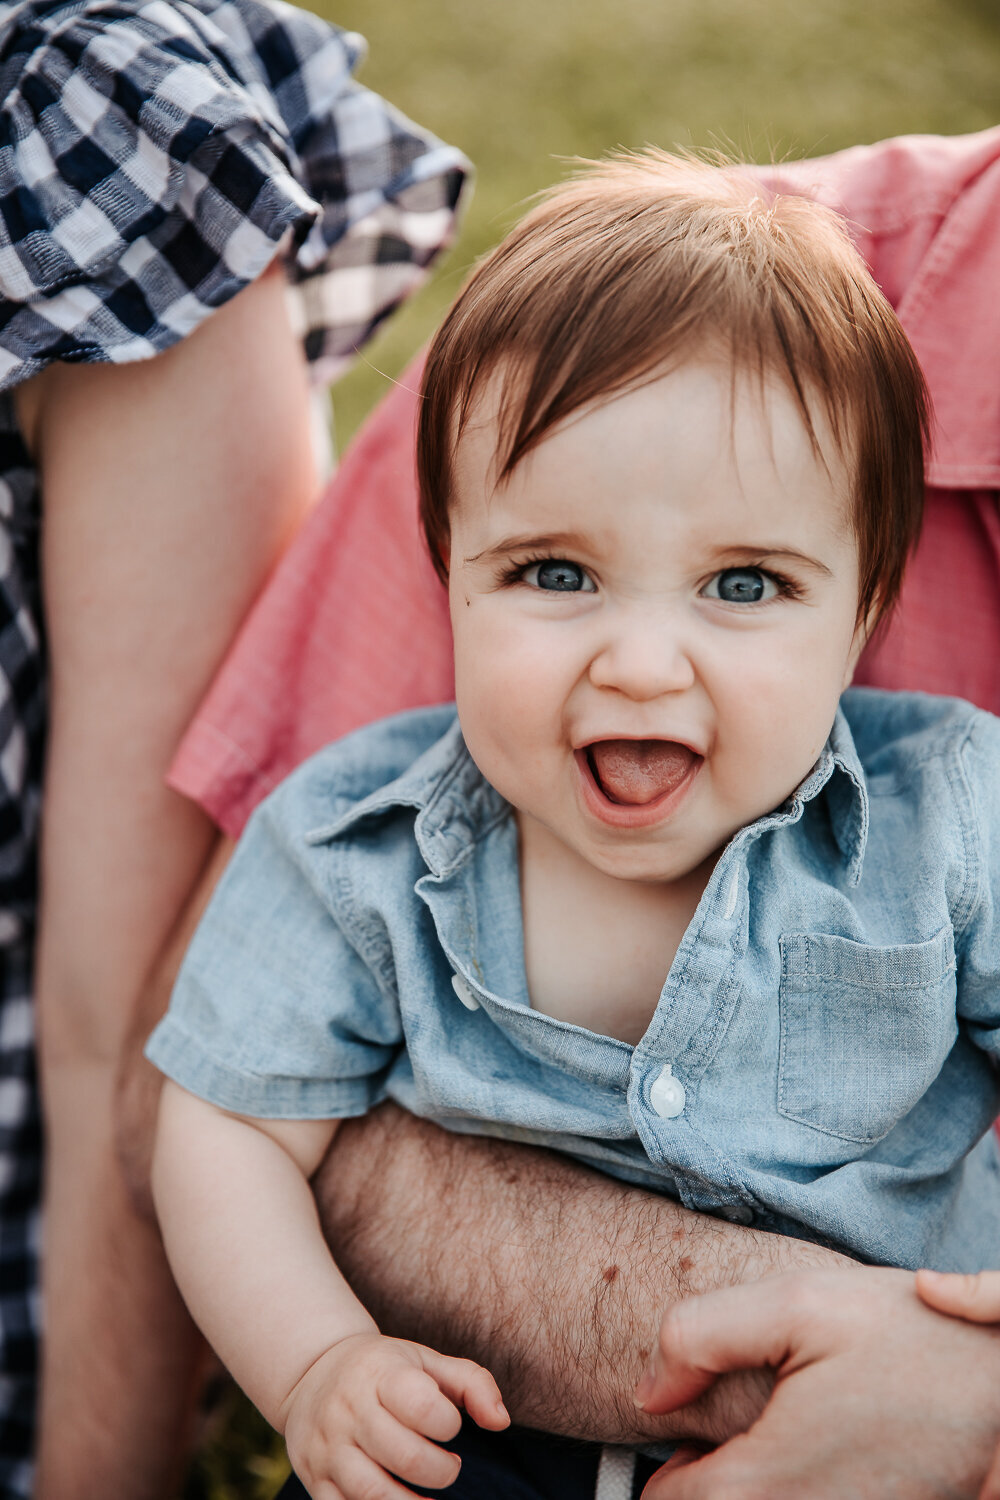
[148, 151, 1000, 1499]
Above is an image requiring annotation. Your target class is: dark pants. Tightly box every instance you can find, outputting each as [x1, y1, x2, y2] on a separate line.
[274, 1421, 664, 1499]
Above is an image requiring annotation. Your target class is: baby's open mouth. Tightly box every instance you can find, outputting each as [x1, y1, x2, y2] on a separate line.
[586, 740, 699, 806]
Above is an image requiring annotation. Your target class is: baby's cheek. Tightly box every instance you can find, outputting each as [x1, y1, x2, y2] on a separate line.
[715, 664, 820, 800]
[749, 672, 839, 780]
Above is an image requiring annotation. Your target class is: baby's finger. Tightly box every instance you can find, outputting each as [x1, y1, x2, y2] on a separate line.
[418, 1348, 510, 1431]
[359, 1406, 462, 1491]
[916, 1269, 1000, 1325]
[305, 1478, 347, 1500]
[326, 1444, 424, 1500]
[378, 1363, 464, 1443]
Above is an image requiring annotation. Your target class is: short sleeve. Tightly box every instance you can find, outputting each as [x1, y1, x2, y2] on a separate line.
[145, 777, 402, 1118]
[0, 0, 468, 390]
[955, 711, 1000, 1054]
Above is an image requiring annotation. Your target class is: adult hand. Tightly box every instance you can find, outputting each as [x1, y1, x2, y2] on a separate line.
[635, 1266, 1000, 1499]
[916, 1270, 1000, 1500]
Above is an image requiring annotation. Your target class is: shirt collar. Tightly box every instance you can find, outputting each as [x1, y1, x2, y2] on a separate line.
[306, 715, 510, 875]
[311, 705, 870, 883]
[785, 705, 870, 884]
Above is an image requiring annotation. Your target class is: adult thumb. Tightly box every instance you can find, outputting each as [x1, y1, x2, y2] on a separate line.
[636, 1277, 799, 1415]
[916, 1269, 1000, 1325]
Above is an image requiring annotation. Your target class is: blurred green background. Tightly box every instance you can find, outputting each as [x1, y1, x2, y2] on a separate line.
[321, 0, 1000, 450]
[189, 0, 1000, 1494]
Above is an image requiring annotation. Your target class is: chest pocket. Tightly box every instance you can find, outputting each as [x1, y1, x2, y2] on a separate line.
[777, 928, 956, 1144]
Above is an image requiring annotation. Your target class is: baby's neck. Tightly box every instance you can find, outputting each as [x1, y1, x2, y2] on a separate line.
[517, 813, 717, 1045]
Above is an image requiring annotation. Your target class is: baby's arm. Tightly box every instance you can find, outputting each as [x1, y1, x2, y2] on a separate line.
[151, 1082, 508, 1498]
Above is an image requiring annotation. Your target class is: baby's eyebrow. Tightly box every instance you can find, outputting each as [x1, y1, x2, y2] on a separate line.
[463, 531, 592, 566]
[708, 544, 835, 578]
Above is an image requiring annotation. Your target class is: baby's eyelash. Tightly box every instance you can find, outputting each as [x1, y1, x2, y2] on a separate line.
[496, 553, 556, 586]
[743, 564, 803, 600]
[754, 568, 806, 600]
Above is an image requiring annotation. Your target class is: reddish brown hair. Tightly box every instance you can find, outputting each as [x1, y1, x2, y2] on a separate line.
[417, 150, 929, 626]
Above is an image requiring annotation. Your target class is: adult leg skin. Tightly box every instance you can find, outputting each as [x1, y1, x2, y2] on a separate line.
[30, 264, 319, 1500]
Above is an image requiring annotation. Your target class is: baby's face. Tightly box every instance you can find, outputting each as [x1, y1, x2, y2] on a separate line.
[447, 359, 865, 884]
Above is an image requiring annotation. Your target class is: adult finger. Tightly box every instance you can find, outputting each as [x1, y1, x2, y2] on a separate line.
[916, 1270, 1000, 1325]
[636, 1276, 807, 1415]
[650, 1446, 703, 1475]
[641, 1436, 761, 1499]
[418, 1348, 510, 1431]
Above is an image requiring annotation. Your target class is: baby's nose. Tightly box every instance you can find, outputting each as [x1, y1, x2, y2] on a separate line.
[588, 616, 696, 700]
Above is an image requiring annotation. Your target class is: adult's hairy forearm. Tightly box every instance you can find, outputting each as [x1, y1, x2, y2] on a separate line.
[314, 1104, 851, 1446]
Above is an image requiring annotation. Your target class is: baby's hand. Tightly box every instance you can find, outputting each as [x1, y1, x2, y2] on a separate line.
[282, 1331, 510, 1499]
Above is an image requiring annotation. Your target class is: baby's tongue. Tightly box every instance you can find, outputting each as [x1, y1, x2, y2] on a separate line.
[589, 739, 696, 806]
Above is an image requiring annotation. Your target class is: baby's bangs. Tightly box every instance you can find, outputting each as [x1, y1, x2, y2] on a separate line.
[418, 150, 928, 610]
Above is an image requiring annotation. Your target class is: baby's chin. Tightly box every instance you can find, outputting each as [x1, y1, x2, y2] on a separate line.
[583, 840, 723, 886]
[519, 811, 725, 887]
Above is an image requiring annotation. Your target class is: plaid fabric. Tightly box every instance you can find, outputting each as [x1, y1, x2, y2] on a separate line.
[0, 2, 465, 1490]
[0, 397, 44, 1500]
[0, 0, 467, 388]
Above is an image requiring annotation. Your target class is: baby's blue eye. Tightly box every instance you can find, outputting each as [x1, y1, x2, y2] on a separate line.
[702, 567, 777, 604]
[524, 559, 595, 592]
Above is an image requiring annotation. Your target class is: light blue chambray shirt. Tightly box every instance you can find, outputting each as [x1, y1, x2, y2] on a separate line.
[147, 688, 1000, 1271]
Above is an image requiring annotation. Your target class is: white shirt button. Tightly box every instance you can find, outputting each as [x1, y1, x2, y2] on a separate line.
[650, 1063, 686, 1119]
[451, 973, 481, 1011]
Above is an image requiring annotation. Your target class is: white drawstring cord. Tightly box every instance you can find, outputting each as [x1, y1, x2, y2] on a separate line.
[595, 1445, 637, 1500]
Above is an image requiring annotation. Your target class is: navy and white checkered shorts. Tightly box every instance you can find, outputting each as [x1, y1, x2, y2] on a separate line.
[0, 1, 466, 1489]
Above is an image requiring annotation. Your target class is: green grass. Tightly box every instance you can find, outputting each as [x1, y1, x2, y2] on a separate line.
[184, 1383, 290, 1500]
[188, 1, 1000, 1494]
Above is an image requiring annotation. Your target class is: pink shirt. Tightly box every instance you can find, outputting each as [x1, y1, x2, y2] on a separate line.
[170, 128, 1000, 837]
